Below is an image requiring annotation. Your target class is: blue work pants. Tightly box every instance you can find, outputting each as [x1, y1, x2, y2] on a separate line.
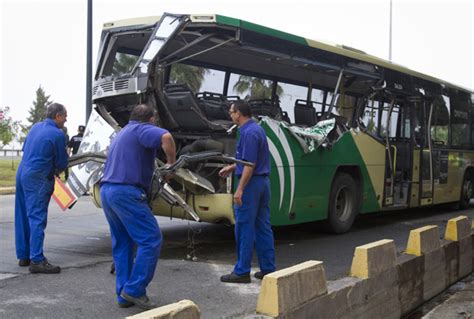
[100, 183, 162, 302]
[15, 164, 54, 263]
[233, 176, 275, 275]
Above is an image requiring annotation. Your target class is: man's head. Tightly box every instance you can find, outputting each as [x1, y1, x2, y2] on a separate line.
[129, 104, 156, 123]
[229, 100, 251, 126]
[46, 103, 67, 129]
[78, 125, 85, 134]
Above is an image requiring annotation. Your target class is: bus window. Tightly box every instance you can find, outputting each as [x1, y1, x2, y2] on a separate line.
[169, 64, 225, 93]
[100, 31, 152, 78]
[431, 97, 449, 147]
[450, 91, 470, 148]
[380, 103, 399, 139]
[278, 82, 308, 123]
[228, 74, 274, 100]
[360, 99, 380, 134]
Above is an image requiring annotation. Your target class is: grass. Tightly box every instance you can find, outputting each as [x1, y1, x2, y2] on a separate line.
[0, 159, 20, 187]
[0, 159, 68, 187]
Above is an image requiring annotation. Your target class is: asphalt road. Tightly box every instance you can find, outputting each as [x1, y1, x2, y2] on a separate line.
[0, 194, 473, 318]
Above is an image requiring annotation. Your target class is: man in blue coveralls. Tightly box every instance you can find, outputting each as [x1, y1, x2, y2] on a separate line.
[100, 104, 176, 310]
[219, 100, 276, 283]
[15, 103, 69, 274]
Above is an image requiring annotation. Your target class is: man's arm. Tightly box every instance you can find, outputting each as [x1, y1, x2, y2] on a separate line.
[234, 165, 254, 206]
[219, 163, 236, 178]
[161, 132, 176, 164]
[55, 133, 69, 171]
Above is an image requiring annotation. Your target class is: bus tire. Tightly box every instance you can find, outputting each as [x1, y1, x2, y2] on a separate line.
[327, 173, 358, 234]
[459, 175, 473, 209]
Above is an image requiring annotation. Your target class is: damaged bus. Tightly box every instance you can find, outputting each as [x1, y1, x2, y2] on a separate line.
[67, 13, 474, 233]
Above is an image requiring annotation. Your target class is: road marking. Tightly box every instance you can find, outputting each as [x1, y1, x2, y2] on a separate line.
[0, 273, 18, 281]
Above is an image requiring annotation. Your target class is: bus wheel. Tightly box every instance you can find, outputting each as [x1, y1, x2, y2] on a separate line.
[459, 177, 473, 209]
[328, 173, 358, 234]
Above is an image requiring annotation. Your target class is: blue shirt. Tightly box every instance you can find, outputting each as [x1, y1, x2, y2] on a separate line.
[235, 119, 270, 177]
[21, 118, 68, 179]
[102, 121, 169, 191]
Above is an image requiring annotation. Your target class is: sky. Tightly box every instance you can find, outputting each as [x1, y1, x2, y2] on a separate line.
[1, 0, 473, 146]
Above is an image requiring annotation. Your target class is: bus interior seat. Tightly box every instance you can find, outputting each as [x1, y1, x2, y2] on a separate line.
[163, 84, 228, 131]
[294, 99, 317, 126]
[196, 92, 232, 121]
[248, 99, 282, 119]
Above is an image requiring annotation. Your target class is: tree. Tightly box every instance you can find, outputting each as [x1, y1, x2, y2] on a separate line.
[169, 64, 208, 92]
[233, 76, 283, 100]
[112, 53, 139, 76]
[27, 86, 52, 129]
[0, 107, 15, 148]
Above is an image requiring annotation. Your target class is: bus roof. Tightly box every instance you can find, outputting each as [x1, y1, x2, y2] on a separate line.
[102, 13, 472, 93]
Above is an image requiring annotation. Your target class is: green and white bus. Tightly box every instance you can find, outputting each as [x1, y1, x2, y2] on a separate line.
[71, 13, 474, 233]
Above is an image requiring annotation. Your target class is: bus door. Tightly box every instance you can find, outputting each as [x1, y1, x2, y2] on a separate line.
[418, 99, 434, 206]
[383, 97, 414, 207]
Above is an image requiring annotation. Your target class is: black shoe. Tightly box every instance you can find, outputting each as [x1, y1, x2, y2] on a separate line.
[29, 259, 61, 274]
[121, 292, 156, 311]
[18, 259, 30, 267]
[254, 271, 273, 280]
[220, 272, 251, 283]
[118, 300, 134, 308]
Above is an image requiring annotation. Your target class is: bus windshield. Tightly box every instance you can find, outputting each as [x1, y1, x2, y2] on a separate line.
[99, 31, 152, 78]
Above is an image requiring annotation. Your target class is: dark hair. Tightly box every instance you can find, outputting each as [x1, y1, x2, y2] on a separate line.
[231, 100, 251, 117]
[78, 125, 85, 132]
[129, 104, 155, 123]
[46, 103, 66, 119]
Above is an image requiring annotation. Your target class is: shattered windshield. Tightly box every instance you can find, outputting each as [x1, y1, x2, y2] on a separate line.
[99, 30, 152, 78]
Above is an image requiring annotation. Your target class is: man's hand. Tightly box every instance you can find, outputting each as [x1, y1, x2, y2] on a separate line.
[219, 164, 235, 178]
[233, 188, 243, 206]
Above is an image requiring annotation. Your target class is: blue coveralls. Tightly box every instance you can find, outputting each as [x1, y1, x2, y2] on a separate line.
[233, 119, 276, 275]
[100, 121, 168, 303]
[15, 119, 68, 263]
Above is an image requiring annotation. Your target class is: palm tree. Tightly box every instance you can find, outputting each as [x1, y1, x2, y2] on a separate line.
[169, 64, 209, 92]
[233, 76, 283, 100]
[112, 53, 139, 76]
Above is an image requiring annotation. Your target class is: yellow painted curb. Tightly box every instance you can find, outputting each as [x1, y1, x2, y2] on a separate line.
[350, 239, 396, 279]
[256, 260, 327, 317]
[126, 300, 200, 319]
[445, 216, 471, 241]
[405, 225, 440, 256]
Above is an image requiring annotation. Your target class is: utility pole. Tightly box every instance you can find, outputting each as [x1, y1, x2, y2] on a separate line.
[86, 0, 93, 121]
[389, 0, 393, 61]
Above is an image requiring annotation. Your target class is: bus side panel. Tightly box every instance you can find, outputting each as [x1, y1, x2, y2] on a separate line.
[433, 150, 474, 204]
[263, 122, 381, 226]
[350, 131, 385, 213]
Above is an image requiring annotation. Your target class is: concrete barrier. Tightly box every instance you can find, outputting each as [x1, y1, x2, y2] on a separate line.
[255, 215, 474, 318]
[256, 261, 327, 317]
[349, 239, 396, 278]
[126, 300, 200, 319]
[444, 216, 472, 279]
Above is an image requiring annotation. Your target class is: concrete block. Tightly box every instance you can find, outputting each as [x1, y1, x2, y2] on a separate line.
[423, 247, 446, 300]
[350, 239, 396, 279]
[287, 269, 401, 319]
[256, 260, 327, 317]
[126, 300, 200, 319]
[445, 216, 471, 241]
[350, 269, 400, 319]
[285, 277, 360, 319]
[396, 254, 424, 316]
[405, 225, 440, 256]
[458, 236, 473, 278]
[442, 240, 459, 285]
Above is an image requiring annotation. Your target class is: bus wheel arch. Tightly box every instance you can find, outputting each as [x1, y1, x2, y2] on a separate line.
[459, 167, 474, 209]
[327, 167, 362, 234]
